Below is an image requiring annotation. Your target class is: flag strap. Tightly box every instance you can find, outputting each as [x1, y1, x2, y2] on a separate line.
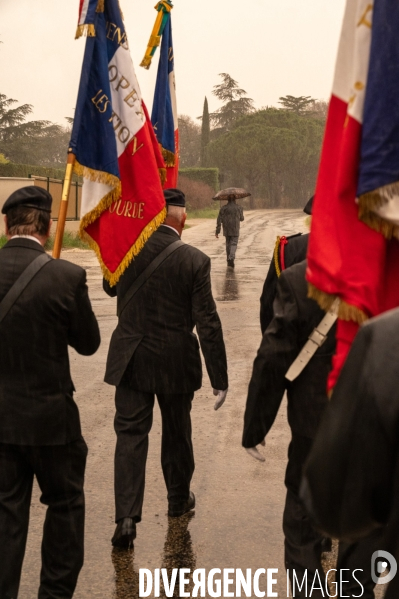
[286, 299, 339, 382]
[140, 1, 173, 70]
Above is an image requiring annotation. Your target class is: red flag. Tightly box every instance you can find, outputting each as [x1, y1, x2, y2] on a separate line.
[70, 0, 166, 286]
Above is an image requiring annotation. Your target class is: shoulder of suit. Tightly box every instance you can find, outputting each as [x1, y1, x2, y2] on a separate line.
[180, 242, 209, 264]
[363, 307, 399, 334]
[278, 260, 314, 309]
[273, 233, 309, 276]
[47, 257, 86, 280]
[273, 232, 304, 253]
[280, 259, 307, 280]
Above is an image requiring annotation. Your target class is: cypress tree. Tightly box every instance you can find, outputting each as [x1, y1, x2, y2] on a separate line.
[200, 97, 210, 166]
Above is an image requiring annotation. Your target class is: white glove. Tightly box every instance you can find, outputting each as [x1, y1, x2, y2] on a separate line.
[213, 388, 228, 411]
[245, 438, 266, 462]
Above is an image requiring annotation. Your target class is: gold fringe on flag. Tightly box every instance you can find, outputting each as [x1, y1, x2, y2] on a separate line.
[74, 159, 166, 286]
[358, 181, 399, 239]
[307, 283, 368, 324]
[73, 161, 120, 203]
[159, 168, 167, 186]
[80, 207, 167, 287]
[274, 237, 282, 277]
[96, 0, 105, 12]
[161, 146, 176, 168]
[75, 24, 96, 39]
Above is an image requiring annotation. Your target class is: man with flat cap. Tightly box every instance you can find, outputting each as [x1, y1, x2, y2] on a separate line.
[104, 188, 228, 548]
[0, 186, 100, 599]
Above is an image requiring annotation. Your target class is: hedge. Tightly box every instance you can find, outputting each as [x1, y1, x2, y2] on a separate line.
[1, 163, 220, 190]
[0, 162, 80, 182]
[179, 168, 219, 192]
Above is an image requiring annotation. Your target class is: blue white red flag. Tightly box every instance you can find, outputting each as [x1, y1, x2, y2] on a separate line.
[306, 0, 399, 390]
[70, 0, 166, 285]
[151, 14, 179, 188]
[357, 0, 399, 234]
[76, 0, 100, 38]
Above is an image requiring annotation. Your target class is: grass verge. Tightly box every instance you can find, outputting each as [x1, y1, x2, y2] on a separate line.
[0, 232, 89, 250]
[187, 207, 219, 219]
[45, 231, 89, 251]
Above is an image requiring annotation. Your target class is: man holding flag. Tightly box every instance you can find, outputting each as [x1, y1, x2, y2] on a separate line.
[104, 188, 228, 548]
[70, 0, 228, 549]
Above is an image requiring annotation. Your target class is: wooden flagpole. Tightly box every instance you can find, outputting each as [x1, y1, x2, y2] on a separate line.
[52, 152, 76, 258]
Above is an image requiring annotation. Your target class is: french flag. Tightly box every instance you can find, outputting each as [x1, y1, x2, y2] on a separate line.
[70, 0, 166, 286]
[306, 0, 399, 390]
[151, 13, 179, 189]
[75, 0, 100, 38]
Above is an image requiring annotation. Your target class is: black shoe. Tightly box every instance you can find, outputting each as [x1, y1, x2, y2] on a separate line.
[111, 517, 136, 548]
[168, 491, 196, 517]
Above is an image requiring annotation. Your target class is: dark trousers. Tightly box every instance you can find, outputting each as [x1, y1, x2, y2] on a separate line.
[0, 439, 87, 599]
[284, 435, 383, 598]
[114, 385, 195, 523]
[225, 236, 239, 260]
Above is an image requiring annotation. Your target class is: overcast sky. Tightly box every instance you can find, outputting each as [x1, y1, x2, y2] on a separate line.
[1, 0, 346, 127]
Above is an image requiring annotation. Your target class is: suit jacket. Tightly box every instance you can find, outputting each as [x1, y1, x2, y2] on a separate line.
[260, 233, 308, 333]
[243, 260, 335, 448]
[302, 309, 399, 540]
[104, 225, 228, 393]
[301, 309, 399, 599]
[216, 202, 244, 237]
[0, 238, 101, 445]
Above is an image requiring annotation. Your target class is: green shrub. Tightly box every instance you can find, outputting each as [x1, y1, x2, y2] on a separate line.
[179, 168, 219, 192]
[45, 231, 89, 250]
[187, 207, 219, 219]
[178, 176, 214, 211]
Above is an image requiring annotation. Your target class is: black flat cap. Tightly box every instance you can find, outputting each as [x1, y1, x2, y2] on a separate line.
[2, 186, 52, 214]
[303, 195, 314, 215]
[163, 188, 186, 208]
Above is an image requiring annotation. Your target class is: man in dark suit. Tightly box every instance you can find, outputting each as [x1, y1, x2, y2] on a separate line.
[259, 196, 313, 333]
[243, 259, 382, 597]
[302, 308, 399, 599]
[0, 187, 100, 599]
[244, 260, 336, 597]
[104, 188, 228, 548]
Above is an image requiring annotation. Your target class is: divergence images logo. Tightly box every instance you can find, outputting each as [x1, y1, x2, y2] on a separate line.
[371, 551, 398, 585]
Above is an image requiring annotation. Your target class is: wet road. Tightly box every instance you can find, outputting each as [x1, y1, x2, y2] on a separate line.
[18, 209, 315, 597]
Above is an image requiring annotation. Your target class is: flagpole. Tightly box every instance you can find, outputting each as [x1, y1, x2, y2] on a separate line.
[52, 152, 76, 259]
[140, 1, 173, 69]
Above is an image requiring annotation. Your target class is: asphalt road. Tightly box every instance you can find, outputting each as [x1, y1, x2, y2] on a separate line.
[16, 209, 338, 598]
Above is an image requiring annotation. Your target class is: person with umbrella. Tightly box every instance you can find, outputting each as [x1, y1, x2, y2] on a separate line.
[214, 188, 248, 268]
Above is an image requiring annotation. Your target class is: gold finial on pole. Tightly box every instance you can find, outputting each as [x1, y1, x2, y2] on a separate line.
[140, 1, 173, 70]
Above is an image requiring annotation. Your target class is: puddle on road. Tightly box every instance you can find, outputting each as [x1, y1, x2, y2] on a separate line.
[216, 268, 240, 302]
[111, 513, 196, 598]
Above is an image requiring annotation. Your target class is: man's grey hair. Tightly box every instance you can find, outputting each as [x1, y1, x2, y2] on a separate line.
[167, 205, 186, 221]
